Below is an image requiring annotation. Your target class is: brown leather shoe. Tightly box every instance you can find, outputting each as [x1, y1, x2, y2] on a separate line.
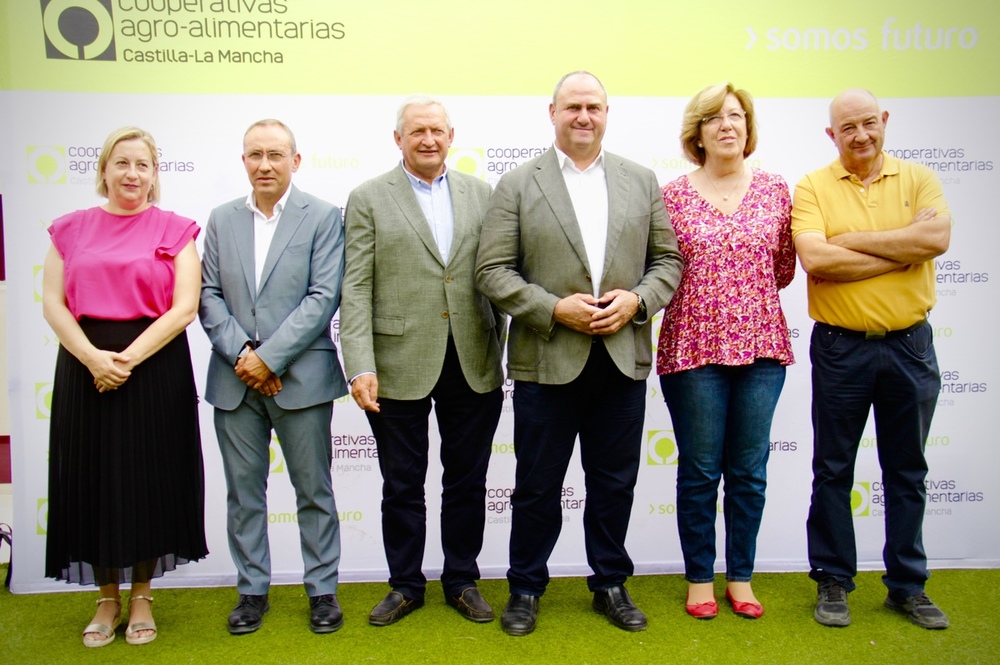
[368, 591, 424, 626]
[446, 587, 494, 623]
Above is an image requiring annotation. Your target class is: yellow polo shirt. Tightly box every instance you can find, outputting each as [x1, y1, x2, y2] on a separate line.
[791, 153, 949, 331]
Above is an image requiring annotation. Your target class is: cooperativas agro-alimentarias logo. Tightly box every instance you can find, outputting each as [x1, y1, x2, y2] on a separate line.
[41, 0, 117, 61]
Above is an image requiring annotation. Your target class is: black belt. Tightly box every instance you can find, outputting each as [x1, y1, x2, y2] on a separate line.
[816, 319, 927, 340]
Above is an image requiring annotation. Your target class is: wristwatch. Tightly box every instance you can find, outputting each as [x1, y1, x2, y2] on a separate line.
[635, 292, 646, 318]
[235, 341, 253, 367]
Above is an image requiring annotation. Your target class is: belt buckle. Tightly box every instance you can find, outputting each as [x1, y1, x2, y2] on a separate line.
[865, 331, 886, 340]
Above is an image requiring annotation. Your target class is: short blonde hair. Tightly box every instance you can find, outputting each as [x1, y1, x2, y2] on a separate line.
[96, 127, 160, 203]
[680, 82, 758, 166]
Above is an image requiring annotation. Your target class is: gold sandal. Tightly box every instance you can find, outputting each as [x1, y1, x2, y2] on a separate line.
[82, 596, 122, 648]
[125, 594, 157, 645]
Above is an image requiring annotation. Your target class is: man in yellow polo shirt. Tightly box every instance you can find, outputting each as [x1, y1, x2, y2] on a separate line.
[791, 89, 951, 630]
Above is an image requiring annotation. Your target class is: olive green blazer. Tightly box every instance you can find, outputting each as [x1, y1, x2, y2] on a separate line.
[341, 164, 505, 399]
[475, 148, 683, 384]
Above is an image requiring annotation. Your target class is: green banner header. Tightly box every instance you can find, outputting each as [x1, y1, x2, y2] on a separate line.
[2, 0, 996, 96]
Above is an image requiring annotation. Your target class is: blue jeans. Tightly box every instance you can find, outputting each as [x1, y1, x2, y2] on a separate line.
[806, 322, 938, 600]
[660, 360, 786, 583]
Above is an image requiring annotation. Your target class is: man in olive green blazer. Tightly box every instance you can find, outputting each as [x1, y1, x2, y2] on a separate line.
[475, 71, 683, 636]
[340, 96, 504, 628]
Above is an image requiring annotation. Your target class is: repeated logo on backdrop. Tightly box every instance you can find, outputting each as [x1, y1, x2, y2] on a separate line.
[37, 499, 49, 535]
[851, 481, 873, 517]
[646, 430, 678, 466]
[27, 146, 68, 184]
[447, 146, 548, 185]
[268, 435, 284, 473]
[853, 478, 985, 519]
[26, 139, 196, 186]
[35, 383, 53, 420]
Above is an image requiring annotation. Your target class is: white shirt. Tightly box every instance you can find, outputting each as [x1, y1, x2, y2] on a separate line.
[402, 161, 455, 263]
[554, 146, 608, 297]
[246, 186, 292, 295]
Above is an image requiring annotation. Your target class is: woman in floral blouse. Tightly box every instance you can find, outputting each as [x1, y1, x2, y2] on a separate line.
[657, 83, 795, 621]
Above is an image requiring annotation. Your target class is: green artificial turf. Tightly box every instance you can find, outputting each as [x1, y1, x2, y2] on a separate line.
[1, 567, 997, 664]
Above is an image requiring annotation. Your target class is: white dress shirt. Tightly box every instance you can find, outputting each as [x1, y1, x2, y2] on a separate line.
[554, 146, 608, 297]
[246, 186, 293, 295]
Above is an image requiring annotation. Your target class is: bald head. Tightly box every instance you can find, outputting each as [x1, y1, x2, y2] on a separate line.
[829, 88, 879, 126]
[552, 71, 607, 105]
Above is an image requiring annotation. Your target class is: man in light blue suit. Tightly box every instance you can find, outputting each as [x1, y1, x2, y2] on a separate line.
[200, 119, 348, 635]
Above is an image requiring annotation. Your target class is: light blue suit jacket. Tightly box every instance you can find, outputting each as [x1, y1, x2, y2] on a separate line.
[200, 185, 348, 410]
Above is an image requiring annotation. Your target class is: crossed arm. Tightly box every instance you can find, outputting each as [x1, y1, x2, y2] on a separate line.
[795, 208, 951, 282]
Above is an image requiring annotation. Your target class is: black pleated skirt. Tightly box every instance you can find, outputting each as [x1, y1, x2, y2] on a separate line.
[45, 318, 209, 585]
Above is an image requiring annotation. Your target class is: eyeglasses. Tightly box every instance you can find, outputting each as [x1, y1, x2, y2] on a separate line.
[702, 111, 746, 126]
[244, 150, 289, 164]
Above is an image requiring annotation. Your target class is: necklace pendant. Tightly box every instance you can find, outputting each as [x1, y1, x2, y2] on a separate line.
[723, 195, 729, 201]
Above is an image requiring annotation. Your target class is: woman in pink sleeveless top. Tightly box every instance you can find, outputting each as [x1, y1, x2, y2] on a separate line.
[42, 127, 208, 647]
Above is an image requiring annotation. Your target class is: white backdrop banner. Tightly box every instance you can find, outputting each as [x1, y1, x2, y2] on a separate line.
[1, 1, 997, 593]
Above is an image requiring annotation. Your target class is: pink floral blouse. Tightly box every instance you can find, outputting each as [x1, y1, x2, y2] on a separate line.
[656, 168, 795, 375]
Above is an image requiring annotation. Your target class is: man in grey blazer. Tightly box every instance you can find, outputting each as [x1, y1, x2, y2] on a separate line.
[476, 72, 683, 636]
[200, 119, 348, 635]
[341, 96, 504, 626]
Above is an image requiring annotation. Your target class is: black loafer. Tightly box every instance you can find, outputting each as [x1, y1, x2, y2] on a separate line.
[369, 591, 424, 626]
[500, 594, 538, 636]
[309, 594, 344, 633]
[593, 585, 647, 631]
[446, 587, 494, 623]
[228, 594, 269, 635]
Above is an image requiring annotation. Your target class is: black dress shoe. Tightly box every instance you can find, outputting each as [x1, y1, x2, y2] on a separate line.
[309, 594, 344, 634]
[369, 591, 424, 626]
[228, 594, 269, 635]
[501, 594, 538, 636]
[446, 587, 494, 623]
[593, 585, 647, 631]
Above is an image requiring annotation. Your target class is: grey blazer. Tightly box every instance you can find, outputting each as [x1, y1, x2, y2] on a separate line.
[475, 148, 683, 385]
[340, 164, 504, 400]
[199, 185, 348, 410]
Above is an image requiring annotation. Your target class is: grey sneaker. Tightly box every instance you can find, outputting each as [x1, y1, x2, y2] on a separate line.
[815, 579, 851, 627]
[884, 593, 950, 629]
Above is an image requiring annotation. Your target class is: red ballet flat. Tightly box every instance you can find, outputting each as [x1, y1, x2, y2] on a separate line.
[685, 599, 719, 620]
[726, 589, 763, 619]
